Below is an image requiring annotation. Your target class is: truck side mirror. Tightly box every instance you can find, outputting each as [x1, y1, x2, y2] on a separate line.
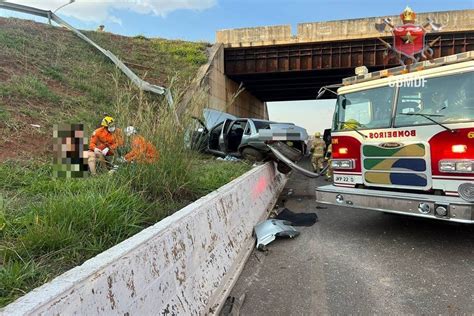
[316, 88, 326, 99]
[341, 98, 347, 109]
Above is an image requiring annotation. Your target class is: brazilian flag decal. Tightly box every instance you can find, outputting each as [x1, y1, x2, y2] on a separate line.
[365, 172, 428, 187]
[362, 143, 429, 188]
[364, 158, 426, 172]
[363, 144, 425, 157]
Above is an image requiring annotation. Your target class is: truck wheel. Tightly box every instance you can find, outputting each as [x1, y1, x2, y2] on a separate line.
[277, 162, 292, 174]
[242, 147, 264, 162]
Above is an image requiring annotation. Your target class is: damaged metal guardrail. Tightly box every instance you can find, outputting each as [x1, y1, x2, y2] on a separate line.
[268, 144, 328, 178]
[0, 1, 174, 105]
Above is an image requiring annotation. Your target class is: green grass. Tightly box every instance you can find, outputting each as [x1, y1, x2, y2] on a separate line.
[0, 17, 250, 308]
[0, 158, 250, 306]
[0, 141, 251, 307]
[41, 66, 65, 82]
[151, 39, 209, 66]
[0, 103, 10, 122]
[190, 159, 251, 195]
[0, 17, 209, 135]
[0, 75, 60, 103]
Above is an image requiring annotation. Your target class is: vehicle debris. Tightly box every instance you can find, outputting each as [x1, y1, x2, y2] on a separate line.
[267, 143, 328, 178]
[220, 293, 246, 316]
[216, 155, 241, 162]
[254, 219, 300, 251]
[275, 208, 318, 227]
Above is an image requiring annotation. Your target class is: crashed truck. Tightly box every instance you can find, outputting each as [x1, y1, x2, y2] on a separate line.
[280, 51, 474, 223]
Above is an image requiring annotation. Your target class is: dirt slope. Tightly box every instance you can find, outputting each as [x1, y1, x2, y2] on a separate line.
[0, 17, 209, 162]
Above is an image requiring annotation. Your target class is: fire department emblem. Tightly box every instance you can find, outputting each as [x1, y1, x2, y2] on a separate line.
[375, 7, 443, 66]
[393, 24, 425, 56]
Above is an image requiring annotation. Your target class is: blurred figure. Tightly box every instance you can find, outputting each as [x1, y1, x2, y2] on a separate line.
[123, 126, 159, 164]
[97, 25, 105, 32]
[53, 124, 88, 178]
[311, 132, 326, 173]
[88, 116, 123, 175]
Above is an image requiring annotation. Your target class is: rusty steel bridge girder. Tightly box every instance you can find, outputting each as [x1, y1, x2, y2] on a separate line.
[224, 32, 474, 101]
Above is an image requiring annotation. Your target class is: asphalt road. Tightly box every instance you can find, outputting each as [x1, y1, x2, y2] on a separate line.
[228, 161, 474, 315]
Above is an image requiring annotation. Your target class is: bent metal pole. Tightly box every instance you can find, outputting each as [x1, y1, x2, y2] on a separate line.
[0, 1, 174, 106]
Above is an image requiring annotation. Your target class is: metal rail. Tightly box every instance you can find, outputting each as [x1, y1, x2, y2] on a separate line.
[223, 31, 474, 100]
[225, 32, 474, 75]
[0, 1, 173, 105]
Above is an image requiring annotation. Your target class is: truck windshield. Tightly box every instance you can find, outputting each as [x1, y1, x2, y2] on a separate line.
[334, 86, 394, 131]
[394, 71, 474, 127]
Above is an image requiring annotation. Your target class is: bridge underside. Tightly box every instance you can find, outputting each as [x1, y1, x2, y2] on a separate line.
[225, 32, 474, 101]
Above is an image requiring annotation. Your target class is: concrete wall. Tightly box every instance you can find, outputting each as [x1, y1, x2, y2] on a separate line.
[216, 9, 474, 47]
[1, 163, 286, 316]
[216, 25, 293, 48]
[205, 44, 267, 118]
[180, 44, 267, 119]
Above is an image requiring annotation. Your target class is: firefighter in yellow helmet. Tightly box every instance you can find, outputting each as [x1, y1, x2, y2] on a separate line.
[88, 116, 123, 175]
[311, 131, 326, 173]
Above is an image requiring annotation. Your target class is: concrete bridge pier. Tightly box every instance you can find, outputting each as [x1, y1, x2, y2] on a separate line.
[207, 44, 268, 119]
[187, 44, 268, 119]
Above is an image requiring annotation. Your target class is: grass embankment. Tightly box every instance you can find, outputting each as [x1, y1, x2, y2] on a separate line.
[0, 17, 208, 161]
[0, 158, 249, 307]
[0, 18, 252, 306]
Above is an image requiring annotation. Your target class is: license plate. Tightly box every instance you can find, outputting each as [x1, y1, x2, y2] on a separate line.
[334, 175, 355, 184]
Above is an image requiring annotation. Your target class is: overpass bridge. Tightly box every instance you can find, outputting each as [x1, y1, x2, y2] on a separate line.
[200, 9, 474, 118]
[223, 31, 473, 101]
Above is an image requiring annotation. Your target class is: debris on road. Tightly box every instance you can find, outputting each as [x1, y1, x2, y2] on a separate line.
[275, 208, 318, 227]
[220, 293, 246, 316]
[254, 219, 299, 251]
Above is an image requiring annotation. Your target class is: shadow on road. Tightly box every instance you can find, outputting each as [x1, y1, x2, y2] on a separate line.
[228, 162, 474, 316]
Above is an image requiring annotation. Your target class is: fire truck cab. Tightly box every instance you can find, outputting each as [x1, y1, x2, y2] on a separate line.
[316, 51, 474, 223]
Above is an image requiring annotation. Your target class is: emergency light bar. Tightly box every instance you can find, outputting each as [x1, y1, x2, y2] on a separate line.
[343, 51, 474, 86]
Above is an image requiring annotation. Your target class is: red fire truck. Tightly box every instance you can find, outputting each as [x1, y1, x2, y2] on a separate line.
[270, 51, 474, 223]
[312, 51, 474, 223]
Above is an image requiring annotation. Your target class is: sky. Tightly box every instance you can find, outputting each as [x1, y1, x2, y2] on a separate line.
[1, 0, 473, 133]
[269, 100, 336, 134]
[1, 0, 472, 42]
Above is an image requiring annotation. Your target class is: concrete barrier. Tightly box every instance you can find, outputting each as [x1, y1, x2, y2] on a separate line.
[2, 163, 286, 316]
